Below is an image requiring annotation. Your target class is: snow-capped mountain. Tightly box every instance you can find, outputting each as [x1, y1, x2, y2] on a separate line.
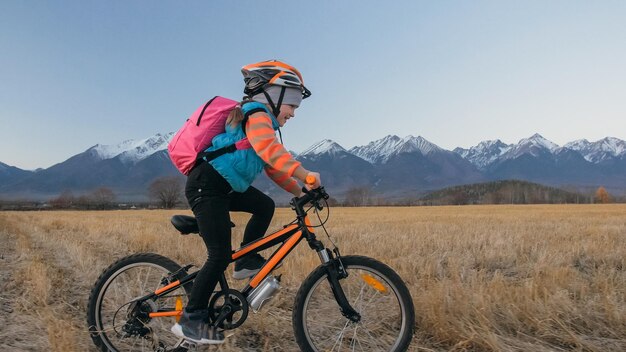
[0, 132, 180, 200]
[453, 140, 512, 170]
[500, 133, 559, 160]
[564, 137, 626, 163]
[349, 135, 443, 164]
[344, 135, 483, 194]
[349, 135, 401, 164]
[457, 134, 626, 169]
[452, 134, 626, 190]
[299, 139, 347, 158]
[2, 132, 626, 201]
[291, 140, 375, 193]
[91, 132, 175, 164]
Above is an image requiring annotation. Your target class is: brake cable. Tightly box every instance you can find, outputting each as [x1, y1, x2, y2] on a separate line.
[285, 192, 340, 254]
[311, 198, 341, 254]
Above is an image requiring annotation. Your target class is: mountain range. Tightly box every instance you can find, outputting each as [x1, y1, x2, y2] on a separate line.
[1, 133, 625, 201]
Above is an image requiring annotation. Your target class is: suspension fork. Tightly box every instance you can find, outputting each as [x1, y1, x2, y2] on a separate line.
[317, 248, 361, 323]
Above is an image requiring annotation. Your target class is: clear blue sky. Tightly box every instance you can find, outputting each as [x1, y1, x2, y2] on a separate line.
[1, 1, 625, 169]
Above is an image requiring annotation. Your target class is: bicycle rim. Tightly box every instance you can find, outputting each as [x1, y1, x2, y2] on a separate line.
[94, 262, 187, 352]
[302, 265, 409, 351]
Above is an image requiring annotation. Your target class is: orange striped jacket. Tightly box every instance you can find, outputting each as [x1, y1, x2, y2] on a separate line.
[246, 113, 301, 194]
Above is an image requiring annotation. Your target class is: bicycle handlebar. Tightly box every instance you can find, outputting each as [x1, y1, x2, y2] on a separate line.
[290, 175, 329, 215]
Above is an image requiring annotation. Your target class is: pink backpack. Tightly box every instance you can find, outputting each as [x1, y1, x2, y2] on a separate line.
[168, 96, 250, 175]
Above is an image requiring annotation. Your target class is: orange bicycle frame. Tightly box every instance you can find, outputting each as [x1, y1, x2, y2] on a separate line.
[146, 216, 316, 318]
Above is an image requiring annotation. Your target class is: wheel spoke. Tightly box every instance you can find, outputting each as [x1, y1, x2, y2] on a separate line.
[353, 282, 367, 311]
[351, 324, 360, 352]
[331, 319, 351, 351]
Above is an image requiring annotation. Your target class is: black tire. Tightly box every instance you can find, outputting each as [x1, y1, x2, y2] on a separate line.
[87, 253, 191, 352]
[293, 255, 415, 352]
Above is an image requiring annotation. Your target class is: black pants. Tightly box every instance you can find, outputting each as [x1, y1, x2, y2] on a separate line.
[184, 161, 275, 311]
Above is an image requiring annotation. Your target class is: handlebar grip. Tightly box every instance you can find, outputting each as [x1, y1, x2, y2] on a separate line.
[305, 175, 316, 186]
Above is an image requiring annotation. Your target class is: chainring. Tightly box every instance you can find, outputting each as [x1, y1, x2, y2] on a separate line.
[208, 289, 249, 330]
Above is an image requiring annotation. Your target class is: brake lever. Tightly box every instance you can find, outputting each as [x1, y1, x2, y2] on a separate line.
[298, 186, 323, 211]
[313, 200, 324, 211]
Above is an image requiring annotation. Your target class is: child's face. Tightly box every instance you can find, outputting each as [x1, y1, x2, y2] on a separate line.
[276, 104, 297, 127]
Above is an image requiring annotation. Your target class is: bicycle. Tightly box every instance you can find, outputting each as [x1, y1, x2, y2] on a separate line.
[87, 179, 415, 351]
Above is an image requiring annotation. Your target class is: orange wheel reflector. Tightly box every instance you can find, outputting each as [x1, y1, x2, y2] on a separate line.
[361, 274, 387, 293]
[175, 297, 183, 322]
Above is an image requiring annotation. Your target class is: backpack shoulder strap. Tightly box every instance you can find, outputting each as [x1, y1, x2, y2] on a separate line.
[240, 102, 271, 136]
[195, 96, 218, 126]
[196, 144, 238, 163]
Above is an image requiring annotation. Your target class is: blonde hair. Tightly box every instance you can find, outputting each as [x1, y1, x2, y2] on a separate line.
[226, 105, 244, 128]
[226, 97, 258, 128]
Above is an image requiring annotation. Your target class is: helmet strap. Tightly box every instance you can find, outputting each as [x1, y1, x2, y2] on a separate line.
[274, 87, 286, 145]
[261, 86, 286, 145]
[262, 86, 286, 117]
[262, 90, 274, 112]
[277, 127, 284, 144]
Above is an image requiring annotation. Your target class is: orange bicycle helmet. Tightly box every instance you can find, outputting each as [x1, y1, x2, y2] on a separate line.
[241, 60, 311, 99]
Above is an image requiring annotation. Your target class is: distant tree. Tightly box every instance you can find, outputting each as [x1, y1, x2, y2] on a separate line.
[325, 196, 340, 207]
[594, 186, 611, 204]
[91, 187, 116, 209]
[49, 190, 75, 209]
[370, 196, 391, 206]
[344, 186, 372, 206]
[149, 176, 184, 209]
[492, 189, 506, 204]
[452, 190, 470, 205]
[75, 195, 94, 210]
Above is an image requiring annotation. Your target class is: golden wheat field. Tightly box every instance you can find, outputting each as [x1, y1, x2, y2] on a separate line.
[0, 205, 624, 352]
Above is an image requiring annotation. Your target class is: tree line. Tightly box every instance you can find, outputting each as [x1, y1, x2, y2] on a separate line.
[345, 181, 622, 206]
[1, 178, 622, 210]
[0, 176, 186, 210]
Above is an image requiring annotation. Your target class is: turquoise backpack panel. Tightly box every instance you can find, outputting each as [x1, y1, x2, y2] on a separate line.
[206, 102, 279, 192]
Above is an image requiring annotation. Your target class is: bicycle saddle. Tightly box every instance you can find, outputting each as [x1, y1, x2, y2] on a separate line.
[170, 215, 235, 235]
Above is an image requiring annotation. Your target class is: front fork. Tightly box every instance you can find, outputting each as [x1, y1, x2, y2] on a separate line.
[317, 248, 361, 323]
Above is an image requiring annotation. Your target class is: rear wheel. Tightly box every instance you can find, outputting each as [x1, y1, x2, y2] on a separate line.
[293, 255, 415, 351]
[87, 253, 191, 352]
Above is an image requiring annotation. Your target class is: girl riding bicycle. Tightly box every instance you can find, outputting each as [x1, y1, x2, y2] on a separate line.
[171, 60, 321, 344]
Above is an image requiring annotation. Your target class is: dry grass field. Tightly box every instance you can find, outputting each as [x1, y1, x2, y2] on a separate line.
[0, 205, 624, 351]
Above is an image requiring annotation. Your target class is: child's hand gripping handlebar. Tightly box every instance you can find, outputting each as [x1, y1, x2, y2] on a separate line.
[305, 175, 318, 188]
[304, 172, 321, 190]
[294, 175, 328, 213]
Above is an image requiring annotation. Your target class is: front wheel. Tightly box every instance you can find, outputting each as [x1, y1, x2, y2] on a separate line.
[293, 255, 415, 351]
